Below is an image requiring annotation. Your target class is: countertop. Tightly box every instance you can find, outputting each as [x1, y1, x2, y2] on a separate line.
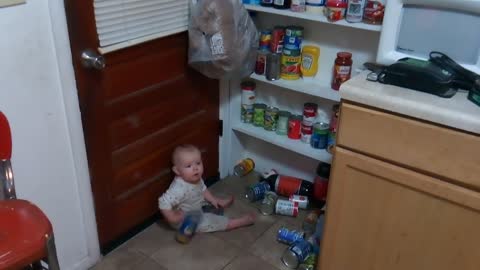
[340, 71, 480, 135]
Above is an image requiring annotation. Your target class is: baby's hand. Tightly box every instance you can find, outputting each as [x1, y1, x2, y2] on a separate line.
[217, 195, 234, 208]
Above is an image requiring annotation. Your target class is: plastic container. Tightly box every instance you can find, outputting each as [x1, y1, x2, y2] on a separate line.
[301, 46, 320, 77]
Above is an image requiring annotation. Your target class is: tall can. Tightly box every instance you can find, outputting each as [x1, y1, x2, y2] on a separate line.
[270, 26, 285, 53]
[288, 115, 302, 139]
[253, 103, 267, 127]
[259, 29, 272, 49]
[255, 49, 269, 75]
[346, 0, 366, 23]
[284, 26, 304, 50]
[310, 122, 329, 149]
[240, 81, 256, 123]
[266, 53, 281, 81]
[281, 239, 312, 268]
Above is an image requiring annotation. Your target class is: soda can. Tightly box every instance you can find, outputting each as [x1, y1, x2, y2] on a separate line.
[276, 199, 299, 217]
[277, 227, 305, 244]
[270, 26, 285, 53]
[175, 211, 202, 244]
[289, 195, 309, 209]
[284, 26, 304, 51]
[259, 191, 278, 215]
[310, 122, 329, 149]
[266, 53, 281, 81]
[245, 181, 271, 202]
[288, 115, 302, 139]
[259, 29, 272, 49]
[281, 239, 312, 269]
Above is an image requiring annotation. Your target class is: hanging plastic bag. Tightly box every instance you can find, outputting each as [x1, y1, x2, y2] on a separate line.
[188, 0, 259, 79]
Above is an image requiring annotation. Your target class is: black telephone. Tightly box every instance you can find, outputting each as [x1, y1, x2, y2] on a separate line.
[365, 52, 480, 106]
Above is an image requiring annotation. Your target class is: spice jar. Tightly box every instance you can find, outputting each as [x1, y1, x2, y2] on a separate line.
[331, 52, 352, 91]
[325, 0, 347, 22]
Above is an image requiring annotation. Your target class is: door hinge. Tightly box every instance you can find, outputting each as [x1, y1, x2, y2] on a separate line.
[219, 120, 223, 137]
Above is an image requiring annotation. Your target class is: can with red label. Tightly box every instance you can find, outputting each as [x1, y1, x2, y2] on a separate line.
[332, 52, 352, 90]
[276, 199, 299, 217]
[302, 103, 318, 126]
[288, 115, 302, 140]
[363, 0, 385, 25]
[255, 49, 269, 75]
[289, 195, 309, 209]
[301, 123, 313, 144]
[270, 26, 285, 54]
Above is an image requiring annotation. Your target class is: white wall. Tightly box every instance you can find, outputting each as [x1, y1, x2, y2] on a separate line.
[0, 1, 100, 269]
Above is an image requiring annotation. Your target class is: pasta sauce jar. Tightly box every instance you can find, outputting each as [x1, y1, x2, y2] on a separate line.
[331, 52, 352, 90]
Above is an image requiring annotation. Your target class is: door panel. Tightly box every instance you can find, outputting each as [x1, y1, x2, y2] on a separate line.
[64, 2, 219, 246]
[320, 147, 480, 270]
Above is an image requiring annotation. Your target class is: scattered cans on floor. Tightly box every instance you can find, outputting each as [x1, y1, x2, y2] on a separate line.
[277, 226, 305, 244]
[310, 122, 329, 149]
[233, 158, 255, 177]
[245, 181, 271, 202]
[289, 194, 309, 209]
[276, 199, 299, 216]
[281, 239, 312, 268]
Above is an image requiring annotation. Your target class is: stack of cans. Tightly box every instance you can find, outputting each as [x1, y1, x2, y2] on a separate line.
[280, 26, 304, 80]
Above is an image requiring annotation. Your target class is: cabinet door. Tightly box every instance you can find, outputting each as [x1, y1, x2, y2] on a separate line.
[319, 147, 480, 270]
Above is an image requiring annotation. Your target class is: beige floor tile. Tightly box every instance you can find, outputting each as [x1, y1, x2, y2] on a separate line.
[122, 221, 176, 257]
[209, 173, 261, 204]
[250, 220, 305, 270]
[151, 232, 240, 270]
[212, 198, 277, 249]
[89, 247, 147, 270]
[223, 251, 281, 270]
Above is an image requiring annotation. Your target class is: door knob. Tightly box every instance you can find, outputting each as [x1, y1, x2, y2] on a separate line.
[81, 49, 105, 70]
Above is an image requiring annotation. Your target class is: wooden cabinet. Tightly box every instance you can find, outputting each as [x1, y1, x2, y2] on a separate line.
[319, 102, 480, 270]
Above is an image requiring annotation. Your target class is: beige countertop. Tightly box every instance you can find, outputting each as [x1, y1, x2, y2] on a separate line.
[340, 71, 480, 135]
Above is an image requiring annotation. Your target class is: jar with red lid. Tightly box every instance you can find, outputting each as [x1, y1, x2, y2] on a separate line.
[331, 52, 352, 91]
[325, 0, 347, 22]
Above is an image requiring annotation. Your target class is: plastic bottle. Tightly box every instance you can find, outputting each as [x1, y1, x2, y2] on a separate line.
[262, 173, 314, 197]
[301, 45, 320, 77]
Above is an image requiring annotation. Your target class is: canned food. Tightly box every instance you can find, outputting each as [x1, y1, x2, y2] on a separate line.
[240, 81, 256, 123]
[298, 253, 317, 270]
[301, 123, 313, 144]
[281, 239, 312, 268]
[176, 211, 202, 244]
[284, 26, 304, 50]
[276, 199, 299, 217]
[363, 0, 385, 25]
[288, 115, 302, 139]
[245, 181, 271, 202]
[270, 26, 285, 53]
[259, 29, 272, 49]
[259, 191, 278, 215]
[291, 0, 306, 12]
[289, 195, 309, 209]
[310, 122, 329, 149]
[255, 49, 269, 75]
[233, 158, 255, 176]
[253, 103, 267, 127]
[277, 227, 305, 244]
[276, 111, 291, 135]
[346, 0, 366, 23]
[281, 51, 302, 80]
[264, 106, 279, 131]
[303, 103, 318, 126]
[266, 53, 281, 81]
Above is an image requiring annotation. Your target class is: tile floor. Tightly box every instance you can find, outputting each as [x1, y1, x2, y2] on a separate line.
[90, 173, 310, 270]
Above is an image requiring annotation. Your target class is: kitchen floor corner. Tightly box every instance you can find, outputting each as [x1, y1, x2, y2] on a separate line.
[90, 173, 309, 270]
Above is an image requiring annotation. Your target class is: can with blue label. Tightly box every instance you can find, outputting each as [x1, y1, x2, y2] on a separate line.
[311, 122, 329, 149]
[245, 181, 271, 202]
[176, 211, 202, 244]
[277, 227, 305, 245]
[281, 239, 313, 268]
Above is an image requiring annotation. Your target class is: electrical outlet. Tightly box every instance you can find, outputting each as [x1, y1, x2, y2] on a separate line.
[0, 0, 25, 8]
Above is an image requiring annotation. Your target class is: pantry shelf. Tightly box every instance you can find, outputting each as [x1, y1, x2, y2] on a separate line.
[232, 123, 332, 163]
[250, 73, 341, 102]
[245, 4, 382, 32]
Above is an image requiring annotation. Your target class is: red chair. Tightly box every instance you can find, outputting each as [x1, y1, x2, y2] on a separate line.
[0, 112, 60, 270]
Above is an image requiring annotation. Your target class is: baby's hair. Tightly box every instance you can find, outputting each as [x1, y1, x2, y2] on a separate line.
[172, 144, 201, 165]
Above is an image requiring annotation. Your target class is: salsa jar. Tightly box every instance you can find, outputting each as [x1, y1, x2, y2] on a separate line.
[325, 0, 347, 22]
[331, 52, 352, 90]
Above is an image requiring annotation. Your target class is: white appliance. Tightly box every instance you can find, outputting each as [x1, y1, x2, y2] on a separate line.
[377, 0, 480, 74]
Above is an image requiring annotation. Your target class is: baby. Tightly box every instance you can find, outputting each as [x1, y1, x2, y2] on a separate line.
[159, 144, 255, 232]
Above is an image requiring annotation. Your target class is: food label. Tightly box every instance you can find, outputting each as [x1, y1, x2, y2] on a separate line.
[281, 55, 301, 80]
[210, 33, 224, 55]
[274, 0, 285, 5]
[276, 199, 299, 216]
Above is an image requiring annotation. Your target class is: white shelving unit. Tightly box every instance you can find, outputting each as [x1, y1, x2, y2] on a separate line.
[245, 4, 382, 32]
[220, 3, 381, 180]
[250, 73, 341, 102]
[232, 123, 332, 163]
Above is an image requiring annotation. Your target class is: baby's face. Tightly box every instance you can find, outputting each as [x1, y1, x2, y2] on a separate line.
[175, 150, 204, 184]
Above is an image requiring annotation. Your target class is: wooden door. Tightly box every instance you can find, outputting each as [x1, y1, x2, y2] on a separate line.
[319, 147, 480, 270]
[63, 2, 219, 247]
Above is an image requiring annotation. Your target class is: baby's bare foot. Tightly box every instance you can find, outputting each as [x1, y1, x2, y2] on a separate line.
[218, 195, 234, 208]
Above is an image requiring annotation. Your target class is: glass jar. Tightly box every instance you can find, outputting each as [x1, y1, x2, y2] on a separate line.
[331, 52, 352, 90]
[325, 0, 347, 22]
